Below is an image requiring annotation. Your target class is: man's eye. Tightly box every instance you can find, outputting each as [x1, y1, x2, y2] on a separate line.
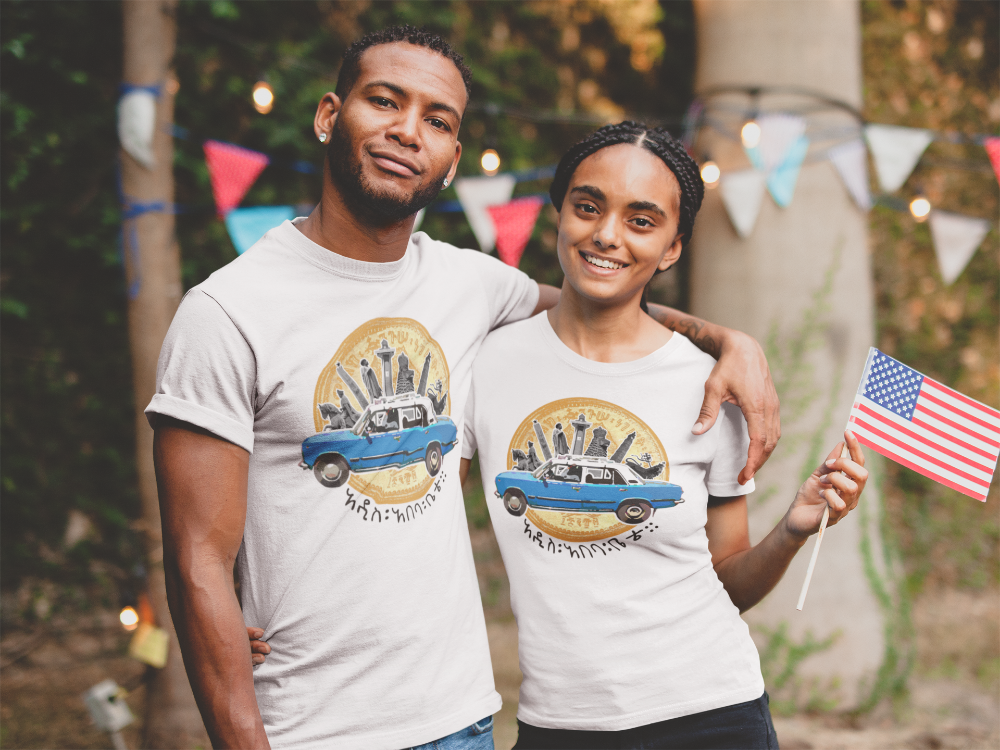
[632, 217, 653, 227]
[427, 118, 449, 131]
[372, 97, 394, 108]
[576, 203, 598, 214]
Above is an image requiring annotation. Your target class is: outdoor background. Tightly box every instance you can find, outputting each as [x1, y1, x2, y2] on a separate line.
[1, 1, 997, 748]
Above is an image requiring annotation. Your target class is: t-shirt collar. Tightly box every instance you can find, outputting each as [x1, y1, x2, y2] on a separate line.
[275, 218, 412, 281]
[536, 311, 685, 376]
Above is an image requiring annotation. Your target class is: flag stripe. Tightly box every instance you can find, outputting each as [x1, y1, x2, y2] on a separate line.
[914, 404, 1000, 449]
[853, 432, 988, 502]
[855, 401, 996, 473]
[920, 390, 1000, 434]
[850, 415, 991, 487]
[910, 414, 1000, 462]
[924, 377, 1000, 423]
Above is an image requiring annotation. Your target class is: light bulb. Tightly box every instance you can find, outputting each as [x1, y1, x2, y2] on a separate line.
[119, 606, 139, 631]
[700, 161, 720, 187]
[480, 149, 500, 176]
[741, 120, 761, 149]
[909, 196, 931, 221]
[252, 81, 274, 114]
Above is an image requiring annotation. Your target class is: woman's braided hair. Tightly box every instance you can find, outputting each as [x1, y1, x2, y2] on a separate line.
[549, 121, 705, 251]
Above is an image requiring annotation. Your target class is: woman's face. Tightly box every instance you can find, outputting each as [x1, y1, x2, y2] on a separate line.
[556, 143, 683, 309]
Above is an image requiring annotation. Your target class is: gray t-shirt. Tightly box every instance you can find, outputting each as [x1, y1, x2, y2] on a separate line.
[147, 220, 538, 749]
[464, 313, 763, 730]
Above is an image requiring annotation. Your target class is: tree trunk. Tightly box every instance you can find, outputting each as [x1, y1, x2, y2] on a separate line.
[121, 1, 209, 745]
[689, 0, 888, 708]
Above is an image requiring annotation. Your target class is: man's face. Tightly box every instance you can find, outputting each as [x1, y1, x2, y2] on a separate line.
[326, 43, 466, 225]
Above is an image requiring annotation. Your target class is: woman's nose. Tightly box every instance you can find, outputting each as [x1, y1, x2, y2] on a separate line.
[593, 219, 620, 249]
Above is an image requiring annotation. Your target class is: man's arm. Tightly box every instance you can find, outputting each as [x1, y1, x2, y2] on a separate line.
[647, 303, 779, 483]
[153, 416, 270, 750]
[533, 282, 780, 483]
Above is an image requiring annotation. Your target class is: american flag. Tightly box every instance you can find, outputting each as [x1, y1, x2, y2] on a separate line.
[848, 348, 1000, 502]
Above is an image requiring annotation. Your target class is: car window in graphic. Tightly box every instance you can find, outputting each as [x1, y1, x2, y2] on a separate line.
[400, 405, 427, 430]
[564, 465, 583, 483]
[584, 468, 609, 485]
[609, 470, 628, 485]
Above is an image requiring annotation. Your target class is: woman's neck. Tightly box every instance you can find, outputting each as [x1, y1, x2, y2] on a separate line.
[546, 283, 673, 363]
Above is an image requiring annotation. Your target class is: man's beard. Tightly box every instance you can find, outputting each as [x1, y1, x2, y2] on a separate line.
[326, 120, 450, 226]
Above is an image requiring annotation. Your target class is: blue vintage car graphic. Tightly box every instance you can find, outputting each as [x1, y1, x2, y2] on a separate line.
[495, 456, 683, 524]
[300, 394, 457, 488]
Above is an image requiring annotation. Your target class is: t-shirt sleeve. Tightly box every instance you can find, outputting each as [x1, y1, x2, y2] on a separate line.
[144, 289, 257, 453]
[461, 374, 478, 460]
[705, 402, 755, 497]
[470, 251, 540, 331]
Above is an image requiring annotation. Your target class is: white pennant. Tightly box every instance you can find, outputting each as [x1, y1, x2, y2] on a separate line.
[828, 139, 872, 211]
[719, 169, 767, 239]
[117, 90, 157, 169]
[755, 114, 807, 172]
[864, 124, 933, 193]
[928, 210, 991, 285]
[455, 175, 516, 252]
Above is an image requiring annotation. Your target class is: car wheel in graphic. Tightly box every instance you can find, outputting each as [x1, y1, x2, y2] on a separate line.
[425, 442, 443, 477]
[616, 499, 652, 524]
[503, 489, 528, 517]
[313, 454, 350, 488]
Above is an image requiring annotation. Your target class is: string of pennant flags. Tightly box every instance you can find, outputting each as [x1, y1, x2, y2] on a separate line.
[117, 84, 998, 280]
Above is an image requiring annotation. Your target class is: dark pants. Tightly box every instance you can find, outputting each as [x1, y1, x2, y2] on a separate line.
[512, 692, 778, 750]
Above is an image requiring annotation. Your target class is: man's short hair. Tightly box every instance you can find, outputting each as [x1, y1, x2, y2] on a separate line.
[335, 25, 473, 104]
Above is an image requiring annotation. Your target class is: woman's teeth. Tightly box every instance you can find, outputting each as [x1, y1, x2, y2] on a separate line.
[583, 253, 625, 270]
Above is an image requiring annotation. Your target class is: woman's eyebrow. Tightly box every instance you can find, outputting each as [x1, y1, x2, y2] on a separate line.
[627, 200, 666, 217]
[570, 185, 605, 201]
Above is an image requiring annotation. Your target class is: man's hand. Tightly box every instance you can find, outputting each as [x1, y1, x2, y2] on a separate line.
[696, 328, 780, 484]
[647, 306, 780, 483]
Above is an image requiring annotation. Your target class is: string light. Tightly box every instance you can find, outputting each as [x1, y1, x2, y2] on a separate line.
[909, 195, 931, 221]
[700, 160, 720, 188]
[741, 120, 761, 148]
[480, 148, 501, 176]
[252, 81, 274, 114]
[119, 606, 139, 632]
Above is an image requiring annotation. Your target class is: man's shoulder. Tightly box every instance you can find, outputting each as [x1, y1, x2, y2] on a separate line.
[410, 232, 517, 276]
[477, 314, 543, 361]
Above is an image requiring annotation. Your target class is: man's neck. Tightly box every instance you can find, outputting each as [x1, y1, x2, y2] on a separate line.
[547, 285, 672, 364]
[296, 181, 414, 263]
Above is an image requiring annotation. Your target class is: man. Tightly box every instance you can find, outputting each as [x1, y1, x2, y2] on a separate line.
[149, 26, 779, 750]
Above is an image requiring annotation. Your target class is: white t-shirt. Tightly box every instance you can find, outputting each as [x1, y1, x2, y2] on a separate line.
[146, 220, 538, 750]
[463, 313, 764, 731]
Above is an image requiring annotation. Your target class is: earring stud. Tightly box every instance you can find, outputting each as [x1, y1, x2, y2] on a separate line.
[442, 178, 450, 188]
[318, 133, 327, 143]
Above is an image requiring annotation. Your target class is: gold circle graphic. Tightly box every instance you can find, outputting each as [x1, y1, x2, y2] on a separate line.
[313, 318, 450, 504]
[506, 397, 668, 542]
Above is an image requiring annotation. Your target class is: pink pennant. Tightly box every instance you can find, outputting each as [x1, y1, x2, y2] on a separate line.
[203, 140, 270, 216]
[487, 196, 544, 267]
[985, 137, 1000, 187]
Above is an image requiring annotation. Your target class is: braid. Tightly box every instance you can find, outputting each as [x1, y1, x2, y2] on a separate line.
[549, 121, 704, 251]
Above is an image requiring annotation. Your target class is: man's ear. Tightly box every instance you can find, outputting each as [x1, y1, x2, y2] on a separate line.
[314, 92, 342, 141]
[658, 234, 683, 272]
[445, 141, 462, 186]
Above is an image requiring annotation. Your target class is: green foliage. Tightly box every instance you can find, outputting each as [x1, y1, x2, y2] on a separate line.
[756, 621, 840, 715]
[1, 1, 142, 592]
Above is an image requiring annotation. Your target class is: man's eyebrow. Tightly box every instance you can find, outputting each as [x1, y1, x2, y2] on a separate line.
[627, 200, 666, 217]
[570, 185, 605, 201]
[363, 81, 462, 122]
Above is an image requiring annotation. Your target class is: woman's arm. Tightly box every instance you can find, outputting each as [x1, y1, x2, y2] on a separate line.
[708, 431, 867, 613]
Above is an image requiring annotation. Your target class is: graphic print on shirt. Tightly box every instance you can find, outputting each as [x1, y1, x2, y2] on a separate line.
[498, 398, 683, 543]
[300, 317, 454, 505]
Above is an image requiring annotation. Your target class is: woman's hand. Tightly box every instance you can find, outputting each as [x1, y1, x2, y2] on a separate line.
[785, 430, 867, 540]
[247, 627, 270, 666]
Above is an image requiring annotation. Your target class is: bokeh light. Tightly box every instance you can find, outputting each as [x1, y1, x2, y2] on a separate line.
[909, 196, 931, 221]
[252, 81, 274, 114]
[119, 606, 139, 631]
[741, 120, 761, 148]
[700, 160, 720, 187]
[480, 149, 501, 176]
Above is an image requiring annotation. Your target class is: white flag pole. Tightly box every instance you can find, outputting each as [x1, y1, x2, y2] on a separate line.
[796, 442, 851, 611]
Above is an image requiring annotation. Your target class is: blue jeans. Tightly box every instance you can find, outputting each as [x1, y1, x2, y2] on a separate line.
[408, 715, 495, 750]
[512, 693, 778, 750]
